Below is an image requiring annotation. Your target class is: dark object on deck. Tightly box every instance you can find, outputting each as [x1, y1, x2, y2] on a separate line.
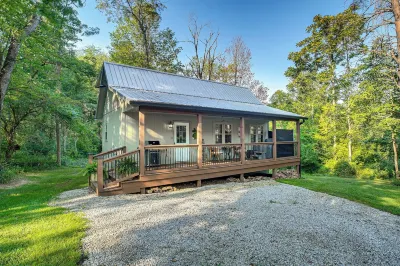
[145, 141, 160, 166]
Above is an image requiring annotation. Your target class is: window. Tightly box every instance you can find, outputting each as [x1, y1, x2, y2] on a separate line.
[215, 123, 232, 144]
[215, 124, 223, 144]
[225, 124, 232, 143]
[250, 125, 264, 143]
[105, 123, 108, 142]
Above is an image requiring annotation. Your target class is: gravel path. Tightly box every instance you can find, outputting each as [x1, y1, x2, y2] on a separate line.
[53, 180, 400, 266]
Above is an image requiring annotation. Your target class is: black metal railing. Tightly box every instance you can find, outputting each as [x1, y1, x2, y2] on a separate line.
[202, 144, 241, 166]
[245, 143, 273, 161]
[144, 145, 198, 171]
[102, 150, 140, 186]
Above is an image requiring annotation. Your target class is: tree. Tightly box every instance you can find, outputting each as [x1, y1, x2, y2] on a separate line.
[224, 37, 252, 86]
[98, 0, 182, 72]
[186, 16, 220, 80]
[286, 7, 365, 163]
[355, 0, 400, 178]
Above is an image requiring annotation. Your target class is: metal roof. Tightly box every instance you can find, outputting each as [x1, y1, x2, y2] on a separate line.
[100, 62, 305, 119]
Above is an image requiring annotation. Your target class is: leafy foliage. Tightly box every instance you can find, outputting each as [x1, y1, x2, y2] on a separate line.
[117, 157, 138, 176]
[333, 161, 356, 178]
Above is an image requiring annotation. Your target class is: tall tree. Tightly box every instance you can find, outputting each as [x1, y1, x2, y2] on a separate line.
[98, 0, 182, 72]
[355, 0, 400, 178]
[186, 16, 220, 80]
[224, 37, 252, 86]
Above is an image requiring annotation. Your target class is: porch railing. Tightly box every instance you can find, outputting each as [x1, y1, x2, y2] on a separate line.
[245, 143, 273, 161]
[92, 146, 126, 161]
[144, 144, 198, 171]
[202, 144, 242, 166]
[101, 150, 140, 187]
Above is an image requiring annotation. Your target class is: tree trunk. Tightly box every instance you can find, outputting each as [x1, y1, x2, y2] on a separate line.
[392, 131, 399, 179]
[347, 113, 352, 162]
[0, 14, 41, 116]
[56, 118, 61, 166]
[390, 0, 400, 178]
[5, 129, 16, 161]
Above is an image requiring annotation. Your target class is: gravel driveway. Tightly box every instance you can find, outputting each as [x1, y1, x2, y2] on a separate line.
[53, 180, 400, 266]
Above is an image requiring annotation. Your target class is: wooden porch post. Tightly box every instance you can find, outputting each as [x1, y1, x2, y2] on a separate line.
[197, 114, 203, 169]
[139, 110, 145, 177]
[273, 120, 277, 160]
[88, 154, 93, 164]
[240, 117, 245, 164]
[97, 158, 104, 194]
[296, 120, 301, 177]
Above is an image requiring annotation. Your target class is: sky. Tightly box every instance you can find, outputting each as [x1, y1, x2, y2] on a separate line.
[77, 0, 348, 96]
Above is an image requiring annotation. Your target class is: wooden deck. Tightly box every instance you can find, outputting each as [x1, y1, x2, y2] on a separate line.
[92, 155, 300, 196]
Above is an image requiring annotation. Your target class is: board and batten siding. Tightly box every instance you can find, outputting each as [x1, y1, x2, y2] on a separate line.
[101, 90, 138, 152]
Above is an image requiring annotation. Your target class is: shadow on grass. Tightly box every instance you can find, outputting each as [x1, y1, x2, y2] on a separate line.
[278, 174, 400, 215]
[0, 167, 88, 266]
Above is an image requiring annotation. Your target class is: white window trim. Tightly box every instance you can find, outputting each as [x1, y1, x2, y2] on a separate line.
[214, 122, 233, 144]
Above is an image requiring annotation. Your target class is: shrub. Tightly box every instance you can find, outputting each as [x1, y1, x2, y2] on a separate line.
[0, 163, 22, 184]
[84, 162, 98, 177]
[376, 170, 390, 179]
[392, 179, 400, 186]
[356, 167, 375, 179]
[117, 157, 138, 176]
[333, 160, 356, 178]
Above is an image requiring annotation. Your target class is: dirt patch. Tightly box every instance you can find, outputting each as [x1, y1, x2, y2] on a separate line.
[0, 178, 32, 189]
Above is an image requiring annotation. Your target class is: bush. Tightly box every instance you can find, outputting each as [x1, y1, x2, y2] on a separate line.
[84, 162, 98, 177]
[375, 170, 390, 179]
[11, 151, 58, 170]
[392, 179, 400, 186]
[356, 167, 375, 179]
[333, 160, 356, 178]
[0, 163, 22, 184]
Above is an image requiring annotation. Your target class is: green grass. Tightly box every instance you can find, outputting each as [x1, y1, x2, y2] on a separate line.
[0, 168, 88, 265]
[277, 174, 400, 215]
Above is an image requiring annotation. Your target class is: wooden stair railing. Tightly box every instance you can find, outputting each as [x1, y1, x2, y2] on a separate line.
[88, 146, 127, 190]
[90, 146, 127, 161]
[96, 149, 140, 193]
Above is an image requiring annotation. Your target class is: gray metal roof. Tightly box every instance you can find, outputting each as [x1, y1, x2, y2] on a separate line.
[100, 62, 305, 119]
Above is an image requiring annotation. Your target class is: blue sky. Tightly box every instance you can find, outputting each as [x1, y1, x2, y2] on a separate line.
[77, 0, 347, 95]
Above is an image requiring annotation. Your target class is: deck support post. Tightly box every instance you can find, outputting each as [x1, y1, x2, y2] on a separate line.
[240, 117, 245, 164]
[97, 158, 104, 194]
[240, 173, 245, 182]
[139, 110, 145, 177]
[272, 168, 276, 179]
[197, 180, 201, 187]
[272, 120, 277, 160]
[140, 188, 145, 194]
[197, 114, 203, 168]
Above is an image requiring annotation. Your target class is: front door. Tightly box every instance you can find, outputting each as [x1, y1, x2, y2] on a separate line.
[174, 122, 190, 162]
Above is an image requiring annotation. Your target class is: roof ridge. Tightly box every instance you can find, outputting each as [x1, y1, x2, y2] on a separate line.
[104, 61, 251, 91]
[112, 86, 264, 106]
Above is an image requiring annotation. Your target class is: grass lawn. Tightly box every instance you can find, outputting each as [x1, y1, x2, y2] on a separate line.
[278, 174, 400, 215]
[0, 168, 88, 266]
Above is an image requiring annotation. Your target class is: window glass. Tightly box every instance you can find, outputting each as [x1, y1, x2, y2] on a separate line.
[176, 125, 187, 143]
[250, 125, 264, 143]
[225, 124, 232, 143]
[215, 123, 232, 144]
[258, 126, 264, 142]
[215, 124, 223, 144]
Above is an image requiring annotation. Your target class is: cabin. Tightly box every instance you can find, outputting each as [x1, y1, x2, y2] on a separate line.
[89, 62, 306, 196]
